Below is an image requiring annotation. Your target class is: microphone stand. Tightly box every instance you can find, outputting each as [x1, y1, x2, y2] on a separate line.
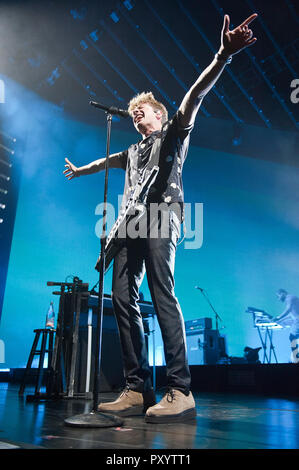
[197, 288, 224, 331]
[64, 111, 123, 428]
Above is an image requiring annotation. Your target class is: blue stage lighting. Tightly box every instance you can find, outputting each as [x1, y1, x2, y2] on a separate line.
[46, 68, 60, 86]
[123, 0, 133, 10]
[28, 56, 41, 68]
[70, 8, 87, 21]
[110, 12, 119, 23]
[0, 174, 10, 181]
[89, 30, 99, 42]
[80, 40, 88, 50]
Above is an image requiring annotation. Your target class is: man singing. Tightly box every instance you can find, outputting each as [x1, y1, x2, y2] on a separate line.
[63, 14, 258, 423]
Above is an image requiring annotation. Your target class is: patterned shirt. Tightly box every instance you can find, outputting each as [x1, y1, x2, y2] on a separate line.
[116, 111, 194, 222]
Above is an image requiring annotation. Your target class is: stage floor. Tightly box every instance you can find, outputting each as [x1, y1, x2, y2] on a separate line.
[1, 383, 299, 450]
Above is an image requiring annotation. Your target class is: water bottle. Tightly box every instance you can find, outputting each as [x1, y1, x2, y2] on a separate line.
[45, 301, 55, 329]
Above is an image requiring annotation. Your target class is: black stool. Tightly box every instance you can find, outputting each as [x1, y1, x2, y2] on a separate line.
[19, 328, 55, 400]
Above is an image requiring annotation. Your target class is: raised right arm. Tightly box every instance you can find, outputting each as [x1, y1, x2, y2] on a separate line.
[63, 152, 125, 180]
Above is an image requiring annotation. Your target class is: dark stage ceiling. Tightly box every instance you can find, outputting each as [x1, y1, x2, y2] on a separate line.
[1, 0, 298, 133]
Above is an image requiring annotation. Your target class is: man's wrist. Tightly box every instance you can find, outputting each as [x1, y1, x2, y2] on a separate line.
[215, 49, 232, 64]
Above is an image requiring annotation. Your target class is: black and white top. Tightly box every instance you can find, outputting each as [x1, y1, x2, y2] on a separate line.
[116, 111, 194, 222]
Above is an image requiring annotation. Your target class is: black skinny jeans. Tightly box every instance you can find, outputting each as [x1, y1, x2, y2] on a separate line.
[111, 209, 191, 395]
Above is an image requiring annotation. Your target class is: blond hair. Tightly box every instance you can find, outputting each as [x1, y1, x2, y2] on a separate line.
[128, 92, 168, 124]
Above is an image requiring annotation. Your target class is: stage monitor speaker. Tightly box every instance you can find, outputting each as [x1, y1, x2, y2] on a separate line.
[185, 317, 212, 331]
[186, 329, 220, 365]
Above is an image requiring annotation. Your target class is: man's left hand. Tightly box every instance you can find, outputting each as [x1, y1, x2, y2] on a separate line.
[220, 13, 258, 57]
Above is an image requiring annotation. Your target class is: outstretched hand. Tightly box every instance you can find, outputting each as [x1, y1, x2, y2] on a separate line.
[63, 157, 78, 180]
[220, 13, 258, 56]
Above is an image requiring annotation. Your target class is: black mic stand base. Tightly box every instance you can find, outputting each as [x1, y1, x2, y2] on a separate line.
[64, 410, 123, 428]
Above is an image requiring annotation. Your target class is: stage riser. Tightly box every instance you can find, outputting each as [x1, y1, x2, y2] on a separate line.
[4, 363, 299, 397]
[157, 364, 299, 396]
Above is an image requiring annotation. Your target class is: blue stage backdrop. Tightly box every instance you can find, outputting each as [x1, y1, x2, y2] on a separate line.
[1, 76, 299, 368]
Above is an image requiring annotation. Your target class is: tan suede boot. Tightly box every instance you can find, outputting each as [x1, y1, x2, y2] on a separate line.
[98, 386, 156, 417]
[145, 389, 196, 423]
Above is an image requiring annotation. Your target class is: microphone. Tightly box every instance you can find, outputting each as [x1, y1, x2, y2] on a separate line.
[89, 100, 130, 118]
[194, 286, 204, 292]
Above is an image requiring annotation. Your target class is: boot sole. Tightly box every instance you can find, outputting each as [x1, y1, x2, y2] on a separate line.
[145, 407, 197, 424]
[98, 405, 145, 417]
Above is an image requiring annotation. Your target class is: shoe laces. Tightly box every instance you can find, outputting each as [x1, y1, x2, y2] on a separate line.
[166, 388, 176, 403]
[120, 385, 131, 398]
